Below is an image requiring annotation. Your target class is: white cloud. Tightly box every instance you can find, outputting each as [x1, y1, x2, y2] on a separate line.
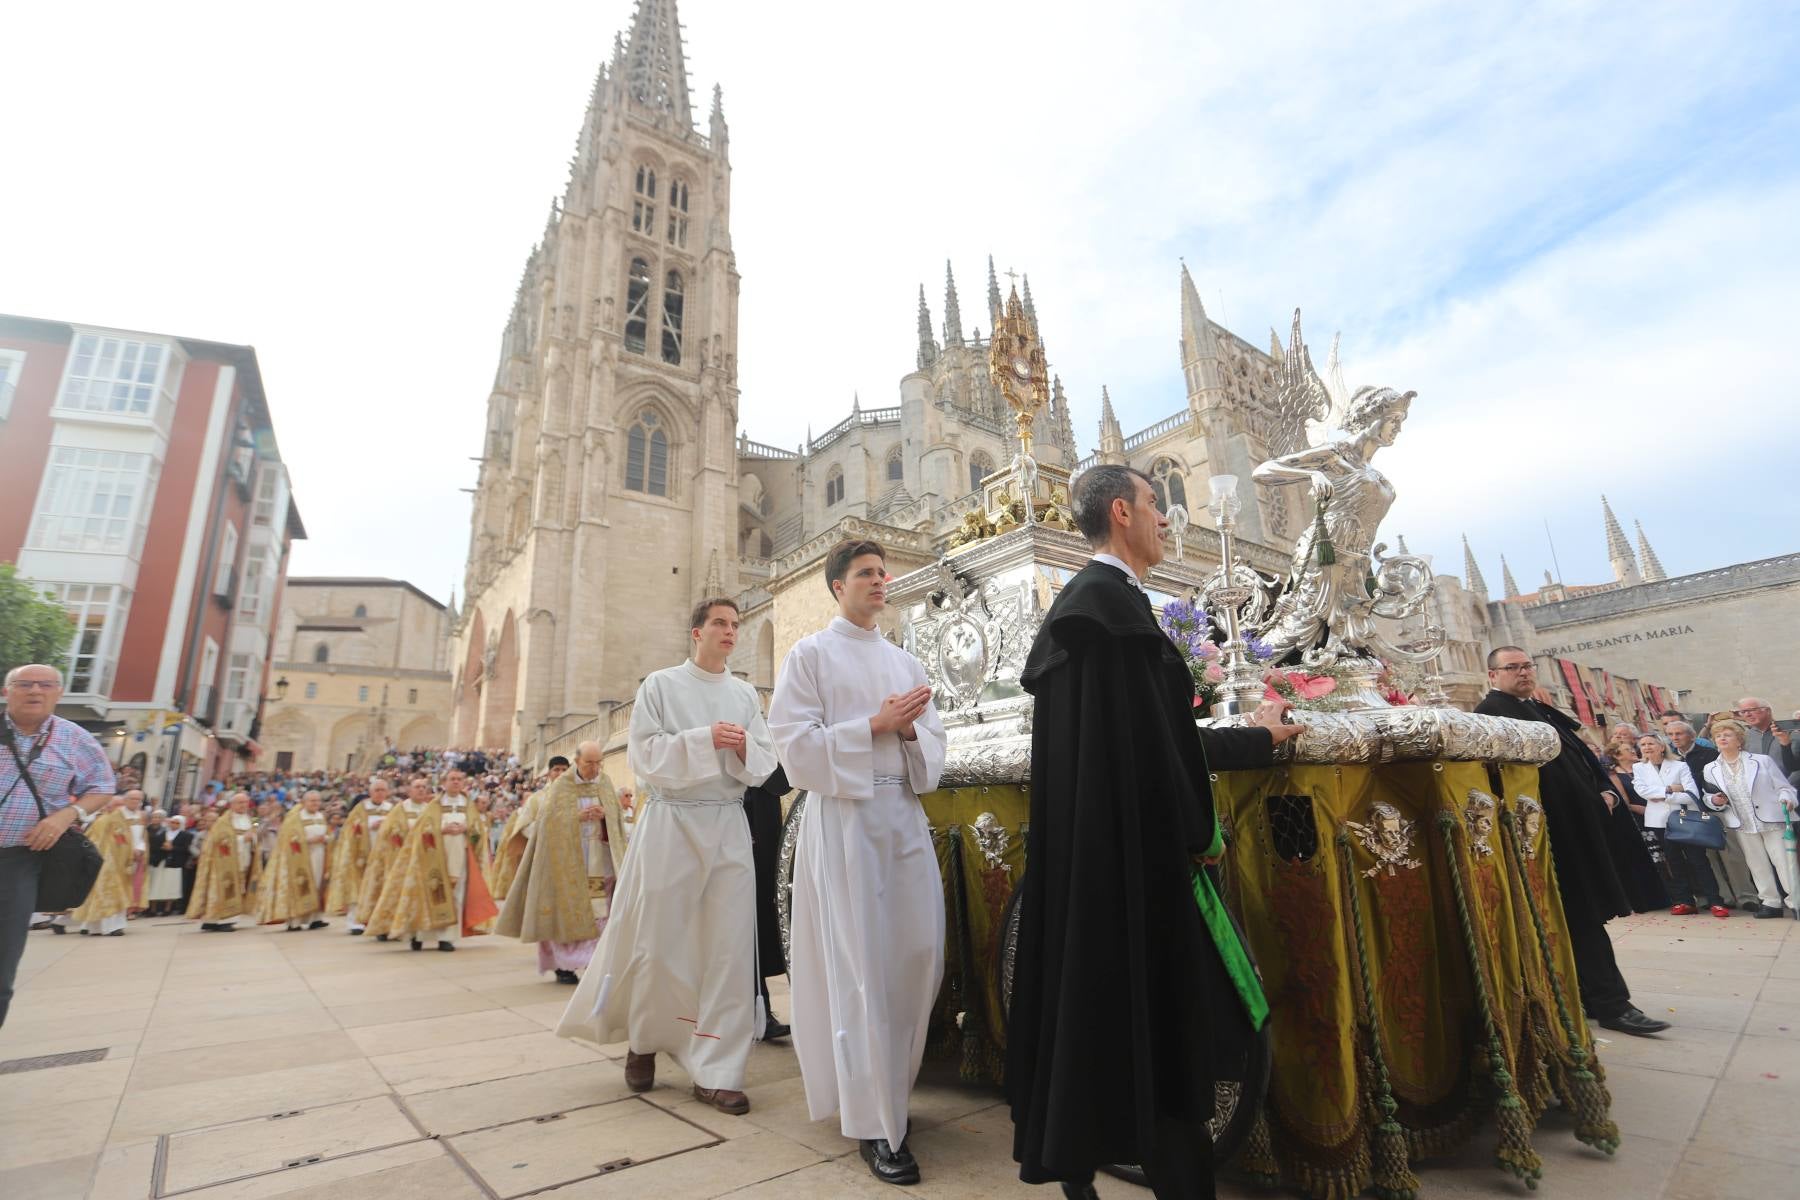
[0, 0, 1794, 597]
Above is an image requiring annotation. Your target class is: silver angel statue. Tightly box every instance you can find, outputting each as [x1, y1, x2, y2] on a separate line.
[1228, 311, 1444, 676]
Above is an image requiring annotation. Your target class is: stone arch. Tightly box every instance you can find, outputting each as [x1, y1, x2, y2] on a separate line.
[395, 713, 446, 749]
[261, 706, 317, 771]
[327, 712, 369, 774]
[454, 610, 486, 745]
[479, 610, 520, 750]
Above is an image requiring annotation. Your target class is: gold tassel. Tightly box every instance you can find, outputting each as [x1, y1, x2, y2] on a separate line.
[1233, 1106, 1281, 1186]
[1369, 1093, 1420, 1200]
[1489, 1059, 1543, 1188]
[1566, 1056, 1621, 1155]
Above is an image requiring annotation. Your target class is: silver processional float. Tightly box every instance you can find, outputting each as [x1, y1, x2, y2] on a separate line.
[776, 293, 1606, 1198]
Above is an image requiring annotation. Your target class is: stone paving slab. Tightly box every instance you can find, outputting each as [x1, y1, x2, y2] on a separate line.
[2, 909, 1797, 1197]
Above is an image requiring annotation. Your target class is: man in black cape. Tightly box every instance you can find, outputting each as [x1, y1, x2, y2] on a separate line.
[1008, 465, 1300, 1199]
[744, 765, 792, 1040]
[1475, 647, 1669, 1036]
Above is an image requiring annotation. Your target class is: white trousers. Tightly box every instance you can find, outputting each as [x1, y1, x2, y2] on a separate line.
[347, 905, 364, 933]
[556, 801, 757, 1091]
[287, 847, 327, 929]
[81, 913, 126, 935]
[1734, 828, 1799, 909]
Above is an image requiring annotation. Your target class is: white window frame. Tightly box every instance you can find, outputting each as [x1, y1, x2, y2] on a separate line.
[0, 348, 25, 421]
[304, 681, 318, 700]
[28, 447, 160, 558]
[357, 685, 370, 703]
[54, 332, 182, 430]
[251, 465, 287, 529]
[214, 522, 239, 597]
[237, 544, 268, 620]
[225, 652, 256, 704]
[196, 636, 220, 719]
[40, 582, 132, 697]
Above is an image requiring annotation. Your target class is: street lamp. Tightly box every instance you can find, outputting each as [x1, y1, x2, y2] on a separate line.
[266, 676, 289, 703]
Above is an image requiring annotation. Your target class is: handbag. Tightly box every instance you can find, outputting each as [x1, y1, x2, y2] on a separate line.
[5, 733, 104, 911]
[1664, 804, 1728, 851]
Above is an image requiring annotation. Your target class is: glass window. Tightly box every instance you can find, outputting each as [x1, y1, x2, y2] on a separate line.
[632, 165, 657, 235]
[358, 685, 370, 703]
[666, 178, 689, 248]
[661, 271, 684, 365]
[238, 546, 268, 620]
[408, 688, 418, 704]
[40, 582, 131, 696]
[305, 681, 318, 700]
[0, 348, 25, 421]
[969, 453, 994, 494]
[251, 467, 286, 528]
[213, 522, 238, 596]
[313, 642, 329, 664]
[624, 258, 651, 355]
[225, 653, 255, 703]
[28, 447, 159, 556]
[625, 409, 669, 497]
[887, 449, 903, 481]
[1151, 458, 1187, 511]
[826, 468, 844, 506]
[353, 604, 367, 618]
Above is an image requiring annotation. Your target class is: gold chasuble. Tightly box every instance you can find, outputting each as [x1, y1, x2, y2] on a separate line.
[489, 808, 526, 900]
[186, 815, 262, 921]
[325, 801, 375, 915]
[356, 805, 416, 919]
[365, 801, 499, 939]
[256, 808, 321, 925]
[495, 770, 629, 943]
[69, 810, 133, 924]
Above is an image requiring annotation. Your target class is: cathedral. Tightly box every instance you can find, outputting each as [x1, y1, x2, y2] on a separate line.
[452, 0, 1395, 754]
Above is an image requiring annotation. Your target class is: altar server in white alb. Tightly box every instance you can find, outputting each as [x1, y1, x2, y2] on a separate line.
[769, 538, 946, 1187]
[557, 597, 776, 1116]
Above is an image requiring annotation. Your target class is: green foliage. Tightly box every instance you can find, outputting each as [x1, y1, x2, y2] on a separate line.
[0, 563, 73, 682]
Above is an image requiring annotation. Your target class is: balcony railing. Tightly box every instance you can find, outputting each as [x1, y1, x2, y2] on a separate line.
[811, 406, 902, 453]
[737, 434, 799, 460]
[1124, 411, 1191, 452]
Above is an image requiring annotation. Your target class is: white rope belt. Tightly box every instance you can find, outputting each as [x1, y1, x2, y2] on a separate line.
[647, 790, 744, 808]
[873, 774, 908, 787]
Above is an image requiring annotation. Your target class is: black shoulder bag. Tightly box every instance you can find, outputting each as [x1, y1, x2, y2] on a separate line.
[5, 734, 104, 911]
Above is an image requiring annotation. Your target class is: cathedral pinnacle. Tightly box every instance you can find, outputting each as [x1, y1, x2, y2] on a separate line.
[1634, 520, 1667, 582]
[623, 0, 693, 127]
[1601, 495, 1641, 585]
[1462, 535, 1488, 597]
[1269, 328, 1285, 360]
[916, 284, 938, 369]
[1501, 555, 1521, 599]
[1022, 275, 1037, 326]
[987, 256, 1002, 324]
[1179, 261, 1206, 328]
[943, 261, 964, 348]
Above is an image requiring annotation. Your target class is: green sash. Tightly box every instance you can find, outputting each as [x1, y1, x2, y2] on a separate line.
[1193, 825, 1269, 1031]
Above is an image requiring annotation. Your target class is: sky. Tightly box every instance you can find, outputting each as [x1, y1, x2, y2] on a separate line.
[3, 0, 1797, 602]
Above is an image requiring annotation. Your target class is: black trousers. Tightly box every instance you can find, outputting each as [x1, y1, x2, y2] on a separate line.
[0, 847, 44, 1028]
[1566, 904, 1632, 1020]
[1664, 840, 1723, 907]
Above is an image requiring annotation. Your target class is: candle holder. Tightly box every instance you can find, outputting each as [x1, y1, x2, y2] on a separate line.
[1206, 474, 1271, 718]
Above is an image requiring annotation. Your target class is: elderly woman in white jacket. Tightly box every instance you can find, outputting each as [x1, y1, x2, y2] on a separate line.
[1702, 719, 1800, 918]
[1634, 734, 1727, 916]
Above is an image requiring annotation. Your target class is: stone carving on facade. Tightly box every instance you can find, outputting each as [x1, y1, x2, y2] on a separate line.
[1343, 801, 1423, 878]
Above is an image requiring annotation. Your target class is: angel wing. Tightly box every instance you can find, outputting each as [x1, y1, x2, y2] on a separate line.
[1320, 331, 1352, 435]
[1267, 308, 1332, 459]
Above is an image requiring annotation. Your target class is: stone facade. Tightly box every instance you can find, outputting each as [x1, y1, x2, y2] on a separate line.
[262, 578, 452, 771]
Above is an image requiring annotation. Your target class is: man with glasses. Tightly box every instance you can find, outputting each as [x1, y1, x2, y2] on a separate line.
[1731, 698, 1800, 786]
[1476, 648, 1668, 1036]
[1, 665, 118, 1027]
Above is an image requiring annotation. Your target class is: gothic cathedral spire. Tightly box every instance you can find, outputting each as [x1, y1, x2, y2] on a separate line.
[1601, 495, 1641, 586]
[1501, 555, 1522, 599]
[916, 285, 938, 369]
[943, 260, 964, 348]
[624, 0, 693, 127]
[1462, 535, 1489, 599]
[987, 256, 1003, 325]
[1634, 520, 1667, 582]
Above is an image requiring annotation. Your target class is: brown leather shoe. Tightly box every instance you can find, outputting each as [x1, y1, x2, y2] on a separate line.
[693, 1085, 750, 1115]
[624, 1051, 656, 1092]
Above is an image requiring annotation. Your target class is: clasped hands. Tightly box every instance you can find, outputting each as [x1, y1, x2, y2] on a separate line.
[711, 721, 750, 761]
[871, 686, 932, 741]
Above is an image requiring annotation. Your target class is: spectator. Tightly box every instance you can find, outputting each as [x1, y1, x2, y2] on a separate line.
[1, 665, 118, 1027]
[1632, 734, 1726, 917]
[1702, 719, 1799, 918]
[1731, 698, 1800, 786]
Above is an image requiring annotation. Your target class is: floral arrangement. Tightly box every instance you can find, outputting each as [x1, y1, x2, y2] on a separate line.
[1159, 598, 1421, 712]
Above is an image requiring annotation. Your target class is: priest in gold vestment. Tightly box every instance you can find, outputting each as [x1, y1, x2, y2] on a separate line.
[258, 791, 331, 930]
[361, 777, 427, 942]
[365, 770, 498, 951]
[493, 758, 568, 900]
[187, 793, 262, 931]
[71, 799, 133, 936]
[496, 745, 628, 983]
[330, 778, 393, 933]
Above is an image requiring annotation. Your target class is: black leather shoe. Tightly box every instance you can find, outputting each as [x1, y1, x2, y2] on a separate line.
[436, 941, 455, 951]
[78, 928, 90, 935]
[1598, 1006, 1670, 1036]
[554, 969, 579, 984]
[410, 938, 423, 951]
[50, 924, 66, 934]
[762, 1015, 791, 1041]
[350, 927, 365, 935]
[309, 920, 329, 930]
[1755, 905, 1785, 919]
[859, 1137, 920, 1185]
[1741, 900, 1763, 912]
[1062, 1181, 1101, 1200]
[375, 933, 390, 942]
[105, 929, 125, 937]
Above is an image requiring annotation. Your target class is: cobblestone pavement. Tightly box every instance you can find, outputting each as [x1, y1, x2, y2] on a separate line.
[3, 909, 1796, 1198]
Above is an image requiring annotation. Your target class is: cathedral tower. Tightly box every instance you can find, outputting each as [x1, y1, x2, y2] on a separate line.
[453, 0, 739, 752]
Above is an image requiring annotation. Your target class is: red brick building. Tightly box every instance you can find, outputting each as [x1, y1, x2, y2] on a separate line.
[0, 315, 304, 806]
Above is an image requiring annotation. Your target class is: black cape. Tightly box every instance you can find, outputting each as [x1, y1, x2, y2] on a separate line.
[743, 765, 790, 979]
[1473, 690, 1661, 922]
[1007, 560, 1272, 1197]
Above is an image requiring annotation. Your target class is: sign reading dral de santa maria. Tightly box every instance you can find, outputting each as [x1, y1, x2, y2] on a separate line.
[1522, 553, 1800, 714]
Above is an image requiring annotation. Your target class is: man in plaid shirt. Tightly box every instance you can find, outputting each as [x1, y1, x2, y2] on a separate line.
[1, 664, 117, 1027]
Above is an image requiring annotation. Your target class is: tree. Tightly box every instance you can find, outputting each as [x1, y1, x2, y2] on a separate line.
[0, 563, 72, 682]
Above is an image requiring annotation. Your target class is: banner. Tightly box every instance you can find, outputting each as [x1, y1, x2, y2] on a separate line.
[1559, 659, 1596, 727]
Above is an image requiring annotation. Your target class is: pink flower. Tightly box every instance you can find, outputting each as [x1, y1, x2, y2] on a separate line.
[1268, 670, 1336, 701]
[1204, 662, 1224, 683]
[1197, 642, 1220, 659]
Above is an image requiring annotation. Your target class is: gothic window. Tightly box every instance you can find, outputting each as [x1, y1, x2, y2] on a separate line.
[1150, 458, 1187, 511]
[969, 451, 994, 494]
[624, 258, 651, 355]
[353, 604, 367, 618]
[886, 447, 904, 482]
[625, 408, 670, 497]
[313, 642, 329, 664]
[666, 178, 689, 248]
[661, 271, 684, 365]
[825, 467, 844, 506]
[632, 165, 657, 235]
